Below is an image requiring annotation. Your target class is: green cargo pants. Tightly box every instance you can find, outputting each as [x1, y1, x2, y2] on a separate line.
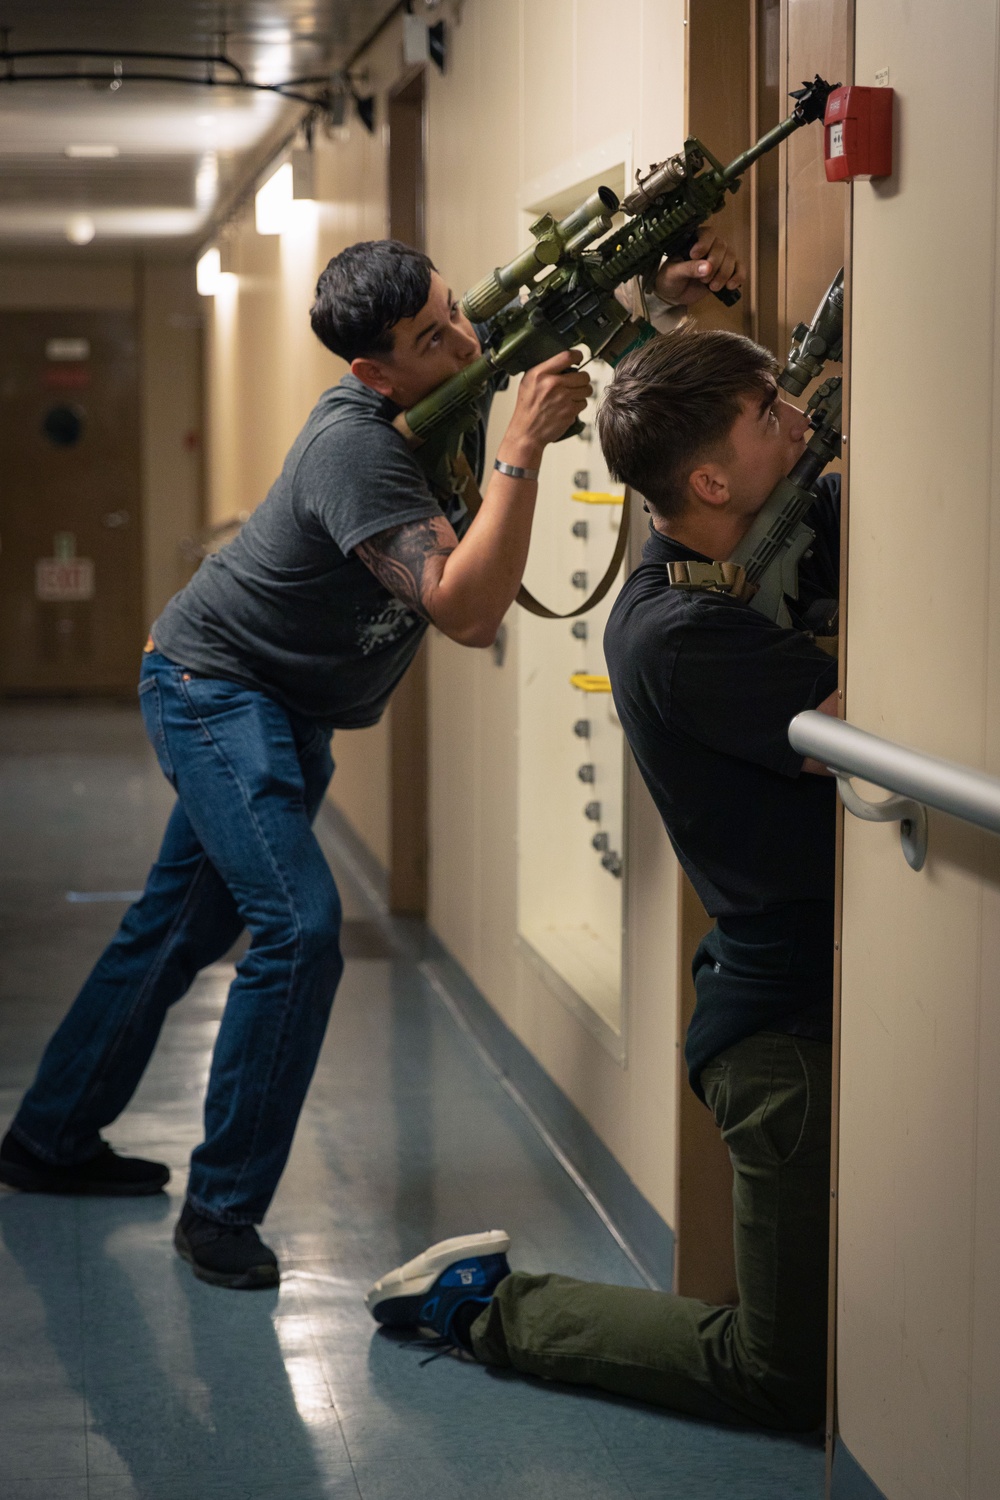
[470, 1031, 831, 1432]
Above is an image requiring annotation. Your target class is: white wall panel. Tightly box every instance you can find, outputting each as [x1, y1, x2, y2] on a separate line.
[425, 0, 687, 1231]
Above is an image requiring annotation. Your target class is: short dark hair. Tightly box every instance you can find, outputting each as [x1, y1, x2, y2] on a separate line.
[597, 329, 778, 520]
[310, 240, 435, 361]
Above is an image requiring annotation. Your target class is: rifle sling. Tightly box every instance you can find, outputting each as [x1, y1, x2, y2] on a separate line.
[452, 452, 631, 620]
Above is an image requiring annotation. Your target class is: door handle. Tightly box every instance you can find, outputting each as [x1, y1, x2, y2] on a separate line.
[102, 511, 129, 528]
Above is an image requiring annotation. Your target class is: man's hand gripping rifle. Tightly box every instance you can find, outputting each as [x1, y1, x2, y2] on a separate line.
[393, 76, 836, 500]
[668, 265, 845, 638]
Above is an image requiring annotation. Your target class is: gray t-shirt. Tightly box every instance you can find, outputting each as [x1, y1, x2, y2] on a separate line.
[153, 374, 481, 726]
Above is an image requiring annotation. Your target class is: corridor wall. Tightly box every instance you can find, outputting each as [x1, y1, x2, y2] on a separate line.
[200, 0, 689, 1255]
[836, 3, 1000, 1496]
[422, 0, 687, 1250]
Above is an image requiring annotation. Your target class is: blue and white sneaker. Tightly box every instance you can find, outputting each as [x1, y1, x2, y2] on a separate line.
[365, 1231, 511, 1342]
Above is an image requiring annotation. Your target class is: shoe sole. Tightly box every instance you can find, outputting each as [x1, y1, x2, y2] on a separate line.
[174, 1225, 280, 1291]
[366, 1230, 510, 1324]
[0, 1162, 169, 1197]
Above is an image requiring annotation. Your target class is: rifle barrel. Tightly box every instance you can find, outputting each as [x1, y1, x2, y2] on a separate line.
[721, 74, 835, 184]
[721, 112, 808, 184]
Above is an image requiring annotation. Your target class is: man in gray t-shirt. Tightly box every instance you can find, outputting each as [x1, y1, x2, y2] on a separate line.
[153, 369, 478, 728]
[0, 235, 743, 1289]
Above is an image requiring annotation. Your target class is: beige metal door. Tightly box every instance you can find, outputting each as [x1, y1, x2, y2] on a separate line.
[0, 308, 143, 694]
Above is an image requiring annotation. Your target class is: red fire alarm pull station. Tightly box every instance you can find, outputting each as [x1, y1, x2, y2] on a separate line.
[824, 85, 894, 181]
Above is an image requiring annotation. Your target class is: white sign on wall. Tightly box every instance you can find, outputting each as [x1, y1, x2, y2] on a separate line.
[45, 338, 91, 362]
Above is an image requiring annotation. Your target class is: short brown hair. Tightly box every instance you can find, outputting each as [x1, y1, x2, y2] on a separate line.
[597, 329, 778, 520]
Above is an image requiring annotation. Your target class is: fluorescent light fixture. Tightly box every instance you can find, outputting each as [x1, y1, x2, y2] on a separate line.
[195, 152, 219, 210]
[255, 161, 293, 235]
[66, 215, 96, 245]
[65, 144, 120, 159]
[196, 246, 222, 296]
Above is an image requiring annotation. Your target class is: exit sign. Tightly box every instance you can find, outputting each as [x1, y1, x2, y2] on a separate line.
[35, 557, 95, 602]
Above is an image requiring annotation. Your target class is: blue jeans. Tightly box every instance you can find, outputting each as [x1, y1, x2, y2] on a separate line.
[11, 651, 343, 1223]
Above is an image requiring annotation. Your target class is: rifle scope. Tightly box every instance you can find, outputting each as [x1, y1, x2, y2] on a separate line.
[461, 186, 620, 324]
[779, 268, 844, 396]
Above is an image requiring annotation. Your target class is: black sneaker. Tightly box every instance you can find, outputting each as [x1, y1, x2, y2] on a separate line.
[0, 1130, 170, 1197]
[174, 1202, 279, 1290]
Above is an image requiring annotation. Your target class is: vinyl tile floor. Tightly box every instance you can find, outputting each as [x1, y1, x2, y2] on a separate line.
[0, 702, 825, 1500]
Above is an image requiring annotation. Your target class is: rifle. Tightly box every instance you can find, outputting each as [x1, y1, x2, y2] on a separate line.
[666, 267, 844, 638]
[393, 74, 835, 617]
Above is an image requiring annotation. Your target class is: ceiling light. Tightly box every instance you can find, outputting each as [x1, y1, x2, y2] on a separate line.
[66, 215, 96, 245]
[196, 249, 237, 298]
[195, 152, 219, 210]
[255, 161, 293, 235]
[65, 144, 120, 159]
[196, 247, 222, 296]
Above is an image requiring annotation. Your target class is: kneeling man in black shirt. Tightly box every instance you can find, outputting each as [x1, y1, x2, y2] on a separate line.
[365, 327, 838, 1434]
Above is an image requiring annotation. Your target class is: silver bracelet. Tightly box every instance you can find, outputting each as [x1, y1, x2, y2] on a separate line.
[494, 458, 540, 481]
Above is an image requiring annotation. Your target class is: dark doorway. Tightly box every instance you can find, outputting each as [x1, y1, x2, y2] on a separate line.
[386, 66, 429, 917]
[0, 309, 143, 695]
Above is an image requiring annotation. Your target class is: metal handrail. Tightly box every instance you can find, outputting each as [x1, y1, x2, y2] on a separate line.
[788, 710, 1000, 870]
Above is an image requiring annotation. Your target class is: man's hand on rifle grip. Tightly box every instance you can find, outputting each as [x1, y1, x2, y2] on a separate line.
[504, 349, 592, 457]
[655, 233, 746, 308]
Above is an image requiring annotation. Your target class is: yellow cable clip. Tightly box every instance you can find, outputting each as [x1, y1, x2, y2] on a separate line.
[570, 672, 612, 693]
[571, 490, 625, 505]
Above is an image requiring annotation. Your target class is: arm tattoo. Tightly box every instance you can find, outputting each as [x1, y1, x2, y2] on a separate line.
[354, 515, 457, 621]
